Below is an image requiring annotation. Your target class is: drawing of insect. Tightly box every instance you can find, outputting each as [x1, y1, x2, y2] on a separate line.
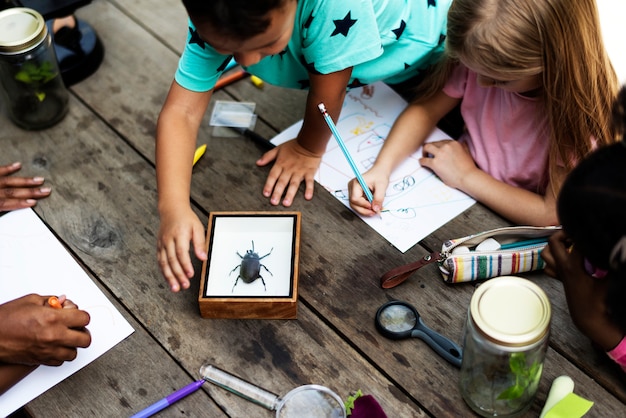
[230, 240, 273, 292]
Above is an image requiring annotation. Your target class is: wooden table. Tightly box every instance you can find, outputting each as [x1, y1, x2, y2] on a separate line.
[3, 1, 625, 416]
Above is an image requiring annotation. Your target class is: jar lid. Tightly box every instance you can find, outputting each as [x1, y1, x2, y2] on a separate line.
[470, 276, 551, 347]
[0, 8, 46, 54]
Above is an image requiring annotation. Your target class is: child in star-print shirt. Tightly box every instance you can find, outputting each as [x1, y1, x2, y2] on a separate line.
[156, 0, 451, 292]
[349, 0, 619, 226]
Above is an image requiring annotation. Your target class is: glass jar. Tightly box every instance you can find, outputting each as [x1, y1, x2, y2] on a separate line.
[459, 276, 551, 417]
[0, 7, 69, 130]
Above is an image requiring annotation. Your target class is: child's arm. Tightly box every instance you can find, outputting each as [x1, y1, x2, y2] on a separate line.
[419, 142, 561, 225]
[155, 81, 211, 292]
[256, 68, 354, 207]
[543, 231, 625, 352]
[349, 90, 460, 216]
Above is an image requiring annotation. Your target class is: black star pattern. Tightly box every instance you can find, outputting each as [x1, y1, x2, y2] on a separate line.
[216, 56, 233, 72]
[304, 12, 314, 29]
[428, 0, 436, 7]
[299, 55, 320, 74]
[188, 27, 205, 49]
[347, 78, 366, 89]
[404, 63, 411, 69]
[331, 11, 357, 37]
[392, 20, 406, 40]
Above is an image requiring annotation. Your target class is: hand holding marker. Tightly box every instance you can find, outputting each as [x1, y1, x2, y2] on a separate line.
[318, 103, 379, 213]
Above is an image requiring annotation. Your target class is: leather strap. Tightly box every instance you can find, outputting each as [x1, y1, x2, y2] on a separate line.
[380, 252, 441, 289]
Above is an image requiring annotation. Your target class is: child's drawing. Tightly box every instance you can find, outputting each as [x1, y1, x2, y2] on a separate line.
[272, 82, 475, 252]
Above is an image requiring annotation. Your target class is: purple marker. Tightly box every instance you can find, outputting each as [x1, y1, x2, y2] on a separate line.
[131, 379, 205, 418]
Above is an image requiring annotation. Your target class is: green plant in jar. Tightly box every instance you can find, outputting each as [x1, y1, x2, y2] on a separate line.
[497, 352, 542, 401]
[14, 60, 57, 102]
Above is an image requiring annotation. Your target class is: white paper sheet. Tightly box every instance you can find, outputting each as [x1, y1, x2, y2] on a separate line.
[271, 82, 475, 252]
[0, 208, 134, 417]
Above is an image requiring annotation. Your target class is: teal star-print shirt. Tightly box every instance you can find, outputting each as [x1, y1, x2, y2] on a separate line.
[175, 0, 451, 91]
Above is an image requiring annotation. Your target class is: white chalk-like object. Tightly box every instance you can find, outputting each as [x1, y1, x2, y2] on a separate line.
[452, 245, 471, 255]
[539, 375, 575, 418]
[475, 237, 501, 252]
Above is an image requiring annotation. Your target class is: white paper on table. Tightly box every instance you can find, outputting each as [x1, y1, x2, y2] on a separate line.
[271, 82, 475, 252]
[0, 208, 134, 417]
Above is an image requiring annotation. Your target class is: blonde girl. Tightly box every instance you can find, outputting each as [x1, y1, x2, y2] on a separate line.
[349, 0, 619, 226]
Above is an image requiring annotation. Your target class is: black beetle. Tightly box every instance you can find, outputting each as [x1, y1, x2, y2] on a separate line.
[229, 240, 273, 292]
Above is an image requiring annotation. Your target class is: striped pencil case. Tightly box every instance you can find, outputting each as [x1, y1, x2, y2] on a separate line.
[380, 226, 561, 288]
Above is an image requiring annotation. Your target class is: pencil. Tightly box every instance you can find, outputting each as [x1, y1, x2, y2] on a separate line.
[214, 69, 248, 90]
[318, 103, 374, 203]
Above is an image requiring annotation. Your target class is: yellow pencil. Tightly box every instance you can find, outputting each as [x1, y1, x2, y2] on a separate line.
[193, 144, 207, 166]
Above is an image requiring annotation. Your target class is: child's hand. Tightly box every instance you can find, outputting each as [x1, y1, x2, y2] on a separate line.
[157, 206, 207, 292]
[257, 139, 322, 207]
[543, 231, 623, 351]
[348, 169, 387, 216]
[0, 162, 51, 212]
[419, 140, 477, 189]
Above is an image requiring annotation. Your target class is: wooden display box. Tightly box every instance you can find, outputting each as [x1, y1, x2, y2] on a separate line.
[199, 212, 301, 319]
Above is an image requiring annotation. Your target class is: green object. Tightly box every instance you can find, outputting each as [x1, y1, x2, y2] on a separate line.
[544, 393, 594, 418]
[498, 353, 542, 400]
[344, 389, 363, 416]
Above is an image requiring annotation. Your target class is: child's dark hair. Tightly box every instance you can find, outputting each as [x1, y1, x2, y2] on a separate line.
[181, 0, 289, 40]
[557, 86, 626, 332]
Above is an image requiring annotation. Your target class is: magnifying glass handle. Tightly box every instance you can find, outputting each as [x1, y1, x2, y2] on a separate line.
[200, 364, 280, 410]
[412, 321, 463, 368]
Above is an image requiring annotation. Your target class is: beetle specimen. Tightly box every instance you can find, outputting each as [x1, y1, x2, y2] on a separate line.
[230, 240, 273, 292]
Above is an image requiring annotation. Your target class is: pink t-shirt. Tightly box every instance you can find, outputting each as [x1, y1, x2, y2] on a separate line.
[608, 335, 626, 372]
[443, 64, 550, 193]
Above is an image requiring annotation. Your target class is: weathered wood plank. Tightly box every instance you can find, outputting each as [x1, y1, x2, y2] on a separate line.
[7, 0, 617, 415]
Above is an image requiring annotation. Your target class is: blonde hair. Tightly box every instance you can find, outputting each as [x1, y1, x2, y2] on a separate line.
[415, 0, 619, 195]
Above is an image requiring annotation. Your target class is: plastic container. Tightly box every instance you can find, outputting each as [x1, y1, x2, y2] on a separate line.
[459, 276, 551, 417]
[0, 7, 69, 129]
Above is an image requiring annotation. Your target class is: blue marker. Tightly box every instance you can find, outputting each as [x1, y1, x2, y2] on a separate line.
[318, 103, 374, 204]
[131, 379, 205, 418]
[499, 238, 549, 250]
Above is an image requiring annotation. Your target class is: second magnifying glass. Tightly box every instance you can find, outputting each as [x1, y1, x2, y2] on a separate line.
[200, 364, 346, 418]
[375, 300, 463, 368]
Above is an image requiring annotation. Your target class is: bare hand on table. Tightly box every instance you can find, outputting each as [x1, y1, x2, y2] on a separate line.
[256, 138, 322, 207]
[0, 162, 51, 212]
[419, 140, 477, 189]
[157, 205, 207, 292]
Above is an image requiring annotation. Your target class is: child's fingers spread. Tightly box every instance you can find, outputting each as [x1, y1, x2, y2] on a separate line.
[256, 147, 278, 166]
[303, 177, 315, 201]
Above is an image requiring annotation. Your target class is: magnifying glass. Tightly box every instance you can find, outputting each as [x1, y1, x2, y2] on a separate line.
[375, 300, 463, 368]
[200, 364, 346, 418]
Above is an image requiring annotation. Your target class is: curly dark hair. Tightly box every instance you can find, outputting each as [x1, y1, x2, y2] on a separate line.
[557, 86, 626, 331]
[181, 0, 290, 40]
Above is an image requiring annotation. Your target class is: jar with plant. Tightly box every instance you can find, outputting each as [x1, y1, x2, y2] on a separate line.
[0, 7, 69, 130]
